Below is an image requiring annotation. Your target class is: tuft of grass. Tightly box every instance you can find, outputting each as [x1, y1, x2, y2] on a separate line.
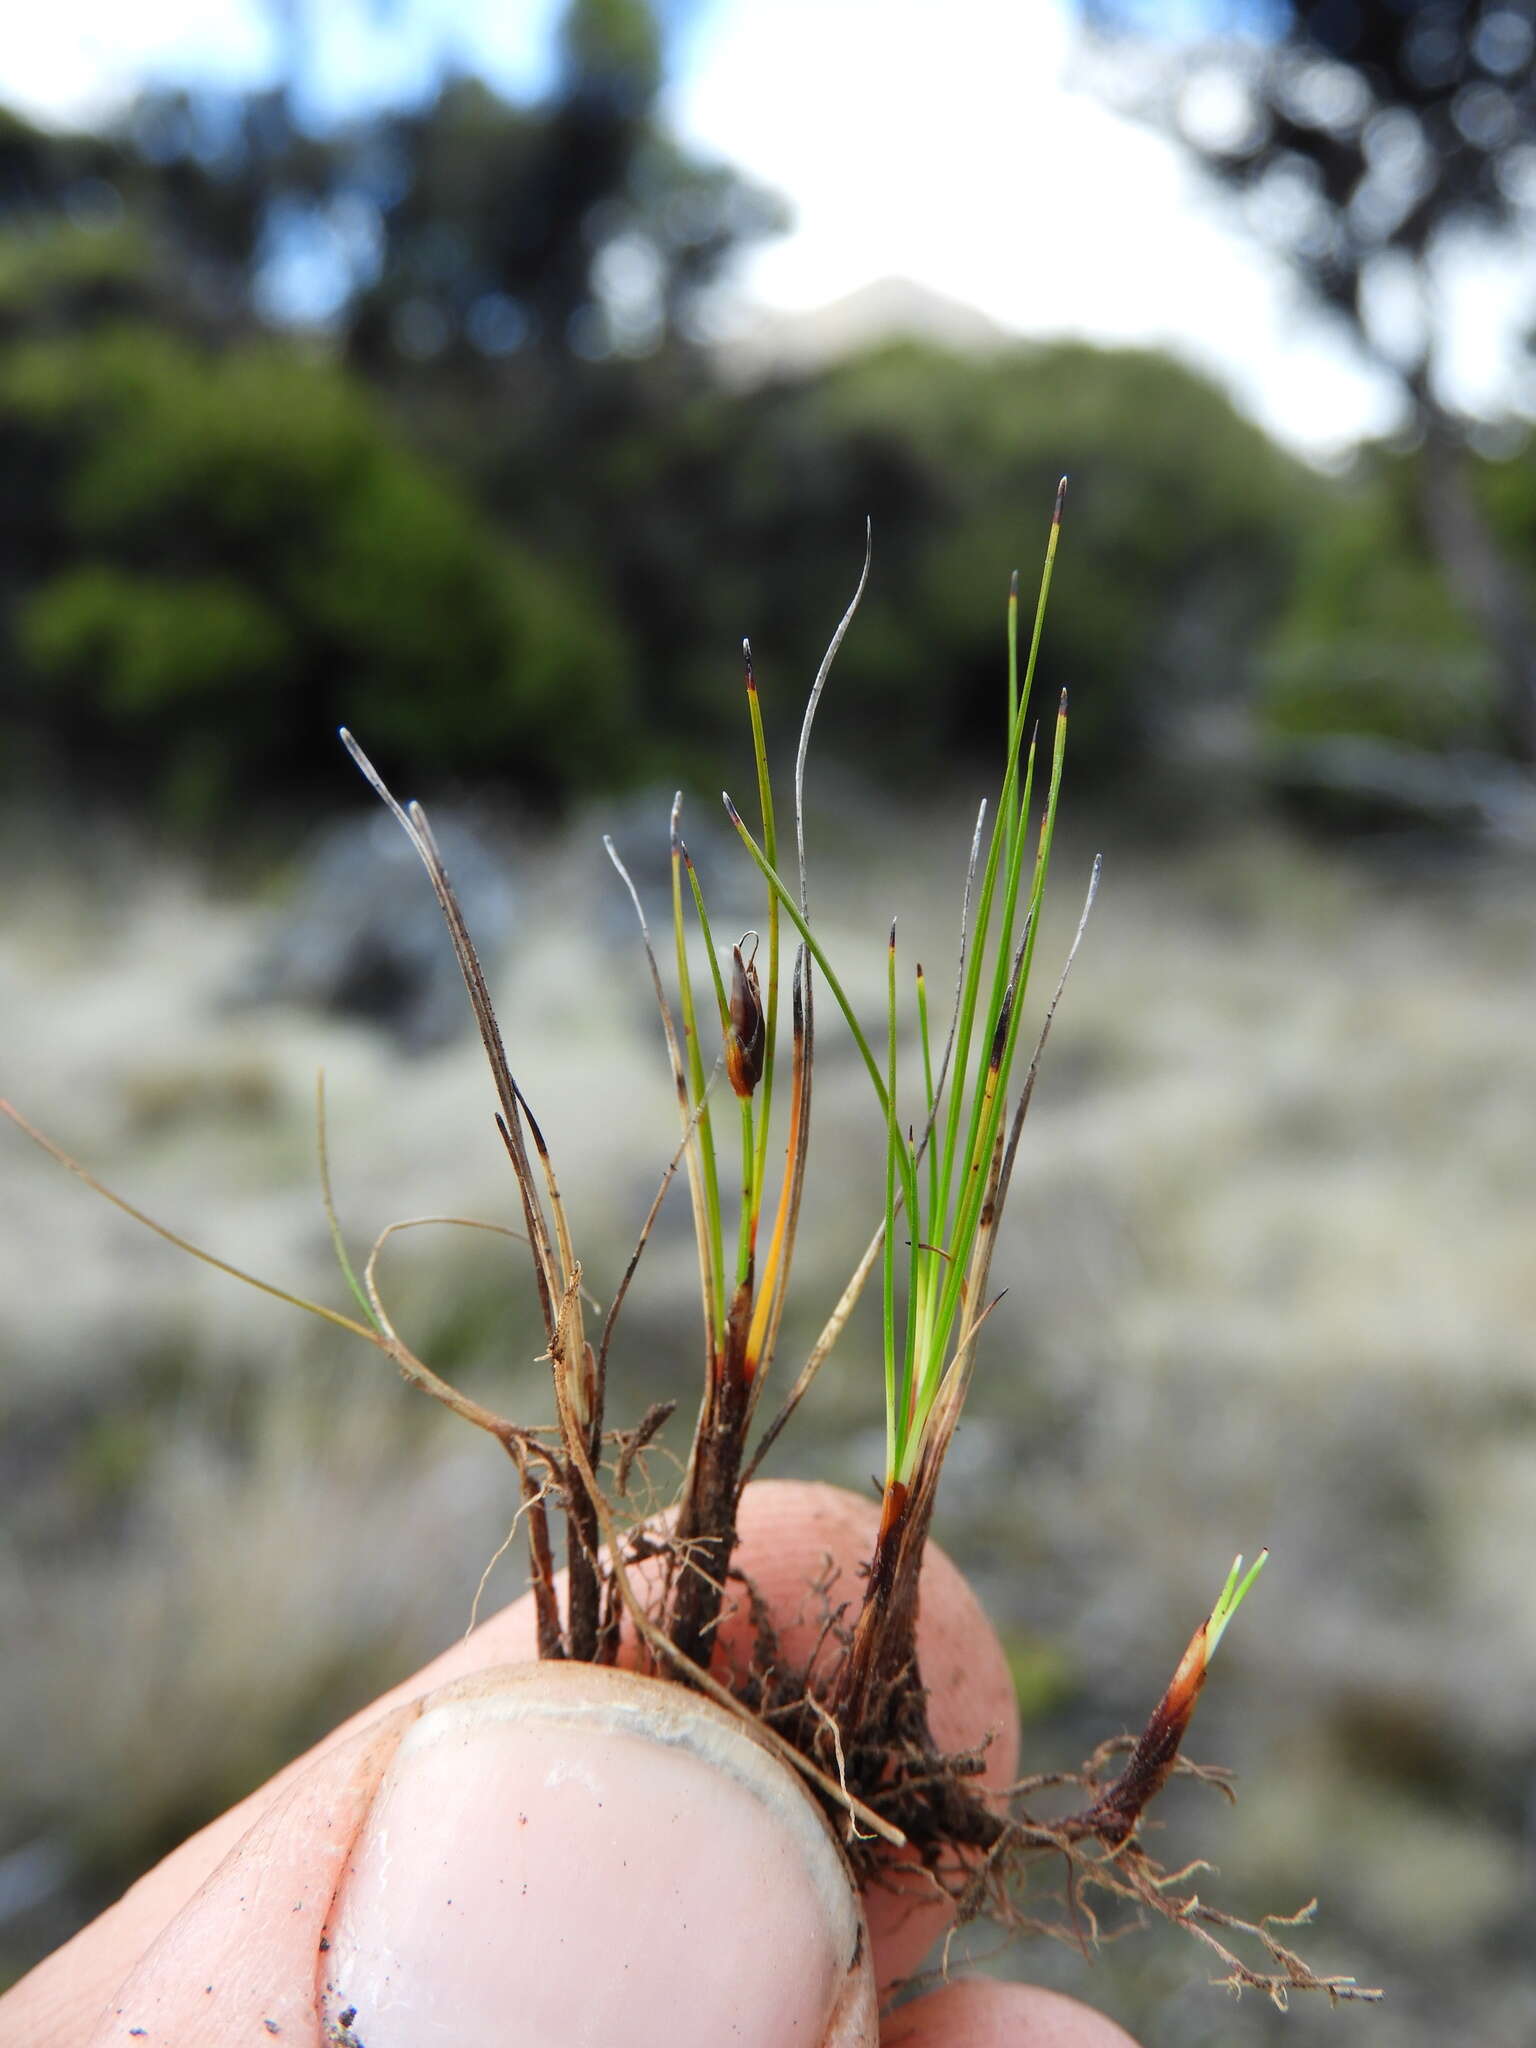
[0, 489, 1374, 2008]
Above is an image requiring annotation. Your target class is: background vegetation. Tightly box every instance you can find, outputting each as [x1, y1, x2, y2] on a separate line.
[1, 0, 1533, 828]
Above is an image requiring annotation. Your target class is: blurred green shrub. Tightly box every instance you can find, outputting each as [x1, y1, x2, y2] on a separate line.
[0, 322, 633, 821]
[19, 217, 1515, 824]
[549, 339, 1323, 787]
[800, 340, 1319, 774]
[0, 221, 159, 339]
[5, 48, 1532, 831]
[1258, 459, 1509, 753]
[21, 567, 291, 715]
[1, 311, 1327, 821]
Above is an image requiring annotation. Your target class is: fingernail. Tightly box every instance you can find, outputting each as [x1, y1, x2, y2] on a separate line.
[320, 1663, 875, 2048]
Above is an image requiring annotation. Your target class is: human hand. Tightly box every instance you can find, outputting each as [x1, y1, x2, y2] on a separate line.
[3, 1482, 1138, 2047]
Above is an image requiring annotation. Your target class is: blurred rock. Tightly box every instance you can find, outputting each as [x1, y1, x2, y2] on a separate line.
[229, 810, 512, 1052]
[1264, 735, 1536, 843]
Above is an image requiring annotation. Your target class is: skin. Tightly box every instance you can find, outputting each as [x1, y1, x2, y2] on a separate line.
[2, 1481, 1139, 2048]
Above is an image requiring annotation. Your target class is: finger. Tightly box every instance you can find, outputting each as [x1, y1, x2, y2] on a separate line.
[3, 1480, 1015, 2039]
[318, 1663, 875, 2047]
[92, 1664, 877, 2048]
[1, 1579, 544, 2043]
[882, 1979, 1141, 2047]
[2, 1590, 548, 2045]
[83, 1707, 416, 2048]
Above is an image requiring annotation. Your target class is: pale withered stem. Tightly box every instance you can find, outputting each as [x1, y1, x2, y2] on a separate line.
[408, 801, 569, 1339]
[343, 733, 611, 1655]
[339, 732, 559, 1349]
[594, 1085, 711, 1419]
[506, 1434, 563, 1661]
[793, 521, 871, 920]
[358, 1218, 551, 1453]
[543, 1262, 604, 1659]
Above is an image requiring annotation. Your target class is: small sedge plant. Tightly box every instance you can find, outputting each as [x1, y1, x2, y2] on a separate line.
[2, 486, 1379, 2009]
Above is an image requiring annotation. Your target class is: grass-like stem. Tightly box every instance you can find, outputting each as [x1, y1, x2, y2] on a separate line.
[684, 853, 757, 1290]
[671, 802, 727, 1355]
[315, 1069, 383, 1334]
[744, 641, 781, 1240]
[603, 834, 720, 1378]
[722, 797, 922, 1238]
[1207, 1550, 1269, 1659]
[882, 923, 900, 1474]
[2, 1097, 380, 1345]
[916, 697, 1068, 1448]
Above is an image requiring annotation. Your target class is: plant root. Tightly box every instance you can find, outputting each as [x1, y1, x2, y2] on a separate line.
[651, 1530, 1382, 2009]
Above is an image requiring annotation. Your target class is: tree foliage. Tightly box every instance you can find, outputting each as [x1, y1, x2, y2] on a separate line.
[1084, 1, 1536, 380]
[644, 340, 1318, 780]
[1, 324, 631, 820]
[1078, 0, 1536, 760]
[8, 0, 1520, 824]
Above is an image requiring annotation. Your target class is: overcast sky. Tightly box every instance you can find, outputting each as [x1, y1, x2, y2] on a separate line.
[7, 0, 1530, 465]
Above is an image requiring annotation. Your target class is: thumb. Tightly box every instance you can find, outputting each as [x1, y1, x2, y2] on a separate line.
[92, 1663, 876, 2048]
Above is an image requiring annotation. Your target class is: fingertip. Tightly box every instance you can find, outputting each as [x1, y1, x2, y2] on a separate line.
[882, 1978, 1141, 2047]
[322, 1663, 877, 2048]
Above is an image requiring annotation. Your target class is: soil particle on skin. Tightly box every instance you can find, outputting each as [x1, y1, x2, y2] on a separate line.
[324, 2002, 366, 2048]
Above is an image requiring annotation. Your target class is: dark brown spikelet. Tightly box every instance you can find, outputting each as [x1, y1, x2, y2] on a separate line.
[725, 937, 765, 1098]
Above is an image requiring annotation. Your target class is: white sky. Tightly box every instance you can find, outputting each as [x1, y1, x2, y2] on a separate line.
[6, 0, 1530, 465]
